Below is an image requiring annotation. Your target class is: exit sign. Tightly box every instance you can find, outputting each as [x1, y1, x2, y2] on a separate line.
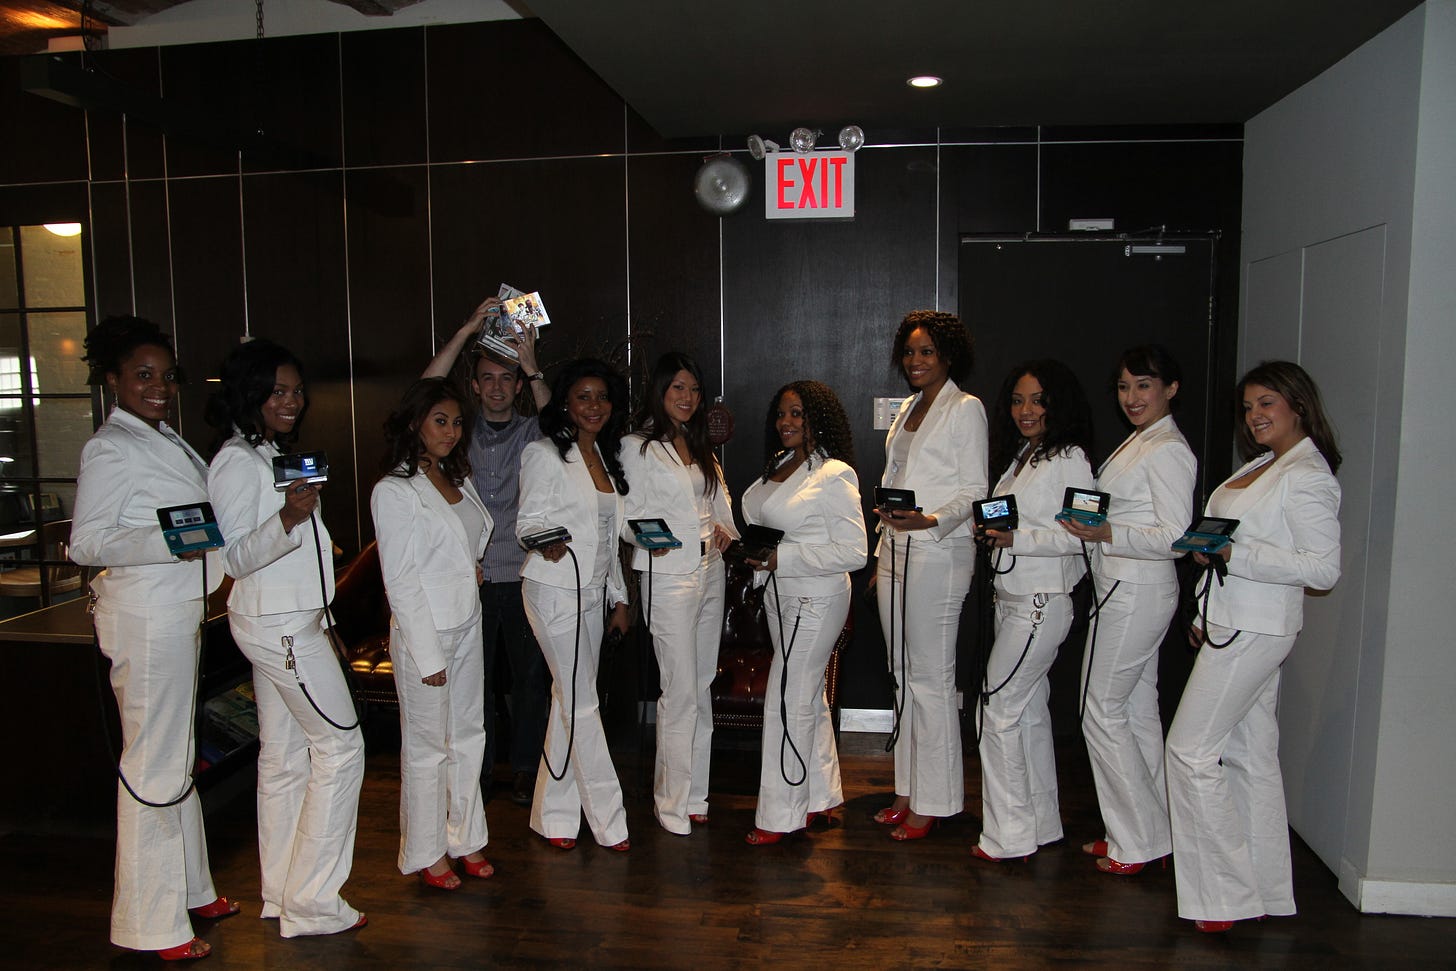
[765, 151, 855, 220]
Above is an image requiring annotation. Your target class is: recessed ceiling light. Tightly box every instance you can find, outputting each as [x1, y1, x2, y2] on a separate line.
[907, 75, 942, 89]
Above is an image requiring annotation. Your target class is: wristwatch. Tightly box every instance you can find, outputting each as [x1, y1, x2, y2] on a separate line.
[526, 371, 545, 383]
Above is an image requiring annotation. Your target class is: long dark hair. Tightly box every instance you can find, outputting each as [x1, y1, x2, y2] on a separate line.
[1235, 360, 1342, 474]
[539, 358, 630, 495]
[989, 359, 1094, 475]
[380, 377, 474, 485]
[204, 338, 307, 455]
[82, 315, 181, 385]
[759, 379, 856, 481]
[633, 351, 719, 498]
[1113, 344, 1183, 410]
[890, 310, 974, 387]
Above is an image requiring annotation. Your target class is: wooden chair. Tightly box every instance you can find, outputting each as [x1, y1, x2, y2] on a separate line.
[0, 518, 83, 601]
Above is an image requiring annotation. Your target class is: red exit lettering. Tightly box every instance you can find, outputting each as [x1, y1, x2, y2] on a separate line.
[776, 155, 849, 210]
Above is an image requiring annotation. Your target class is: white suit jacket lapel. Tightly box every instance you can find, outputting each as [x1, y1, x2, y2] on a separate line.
[410, 472, 473, 561]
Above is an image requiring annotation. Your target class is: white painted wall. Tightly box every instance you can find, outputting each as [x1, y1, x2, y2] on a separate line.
[1240, 0, 1456, 916]
[107, 0, 521, 49]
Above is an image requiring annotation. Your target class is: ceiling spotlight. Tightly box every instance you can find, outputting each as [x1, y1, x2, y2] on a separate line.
[747, 134, 779, 160]
[789, 127, 821, 153]
[837, 126, 865, 153]
[907, 75, 942, 89]
[694, 154, 750, 215]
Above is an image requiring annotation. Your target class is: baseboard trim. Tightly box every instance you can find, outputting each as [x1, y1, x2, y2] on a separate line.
[1341, 860, 1456, 916]
[839, 708, 894, 733]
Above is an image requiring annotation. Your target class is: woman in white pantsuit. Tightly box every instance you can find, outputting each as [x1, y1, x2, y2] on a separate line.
[972, 361, 1094, 862]
[205, 339, 366, 937]
[873, 310, 988, 841]
[620, 353, 737, 835]
[1060, 345, 1196, 874]
[519, 358, 632, 852]
[1169, 361, 1341, 934]
[741, 381, 866, 845]
[71, 317, 232, 962]
[372, 378, 494, 890]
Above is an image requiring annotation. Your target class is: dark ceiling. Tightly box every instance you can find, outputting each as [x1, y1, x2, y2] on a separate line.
[1, 0, 1427, 136]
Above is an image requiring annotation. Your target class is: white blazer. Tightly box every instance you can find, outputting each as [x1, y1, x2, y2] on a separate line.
[1201, 436, 1341, 636]
[742, 452, 867, 598]
[516, 438, 628, 606]
[371, 470, 492, 676]
[876, 377, 988, 556]
[619, 432, 738, 574]
[991, 446, 1093, 596]
[1092, 414, 1197, 584]
[71, 407, 223, 606]
[208, 433, 335, 617]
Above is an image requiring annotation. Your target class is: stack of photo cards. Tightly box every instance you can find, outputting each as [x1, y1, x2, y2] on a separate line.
[477, 282, 550, 362]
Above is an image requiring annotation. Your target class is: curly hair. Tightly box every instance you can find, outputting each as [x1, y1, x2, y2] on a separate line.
[204, 338, 307, 455]
[1235, 360, 1342, 474]
[82, 315, 182, 385]
[539, 358, 630, 495]
[632, 351, 719, 499]
[759, 379, 856, 481]
[988, 359, 1095, 475]
[890, 310, 974, 387]
[379, 377, 474, 485]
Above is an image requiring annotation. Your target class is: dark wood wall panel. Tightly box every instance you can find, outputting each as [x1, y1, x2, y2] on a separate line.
[88, 182, 133, 315]
[341, 27, 426, 168]
[935, 143, 1039, 313]
[345, 165, 433, 548]
[427, 20, 626, 162]
[166, 176, 244, 443]
[625, 153, 723, 393]
[84, 48, 166, 181]
[0, 58, 88, 185]
[0, 183, 88, 228]
[123, 179, 174, 327]
[428, 157, 629, 371]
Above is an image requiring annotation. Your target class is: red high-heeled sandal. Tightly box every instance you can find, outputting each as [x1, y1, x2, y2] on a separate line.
[1081, 839, 1108, 858]
[889, 817, 938, 841]
[1096, 854, 1166, 875]
[805, 809, 838, 828]
[607, 839, 630, 852]
[188, 896, 240, 920]
[745, 828, 786, 846]
[460, 855, 494, 878]
[689, 814, 710, 826]
[157, 938, 210, 961]
[548, 837, 577, 851]
[970, 844, 1029, 863]
[419, 863, 461, 890]
[1194, 920, 1234, 933]
[873, 804, 908, 826]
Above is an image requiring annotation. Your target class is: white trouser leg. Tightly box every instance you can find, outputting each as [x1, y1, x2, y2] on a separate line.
[1166, 626, 1296, 921]
[1080, 576, 1177, 863]
[392, 615, 489, 874]
[643, 555, 725, 833]
[977, 593, 1072, 857]
[525, 581, 629, 847]
[95, 597, 217, 952]
[230, 610, 364, 937]
[877, 538, 972, 816]
[755, 586, 848, 833]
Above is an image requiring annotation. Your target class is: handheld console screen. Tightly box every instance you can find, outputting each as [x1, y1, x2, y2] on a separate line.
[724, 524, 784, 563]
[273, 451, 329, 490]
[1055, 488, 1111, 528]
[156, 502, 225, 555]
[522, 526, 571, 550]
[874, 487, 919, 513]
[972, 495, 1019, 531]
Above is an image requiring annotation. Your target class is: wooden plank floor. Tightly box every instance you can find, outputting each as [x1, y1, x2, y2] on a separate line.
[1, 721, 1450, 969]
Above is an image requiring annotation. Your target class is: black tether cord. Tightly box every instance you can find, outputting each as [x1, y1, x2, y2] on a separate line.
[92, 558, 208, 809]
[286, 507, 363, 732]
[883, 534, 910, 753]
[1078, 540, 1121, 723]
[973, 590, 1045, 746]
[1193, 559, 1240, 648]
[767, 572, 808, 787]
[541, 546, 583, 782]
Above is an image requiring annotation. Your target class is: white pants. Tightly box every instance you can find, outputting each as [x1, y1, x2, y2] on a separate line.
[524, 580, 629, 846]
[977, 592, 1073, 857]
[391, 613, 488, 874]
[756, 583, 847, 833]
[1167, 625, 1297, 921]
[642, 554, 725, 834]
[1080, 575, 1177, 863]
[877, 536, 972, 817]
[229, 610, 364, 937]
[94, 596, 218, 952]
